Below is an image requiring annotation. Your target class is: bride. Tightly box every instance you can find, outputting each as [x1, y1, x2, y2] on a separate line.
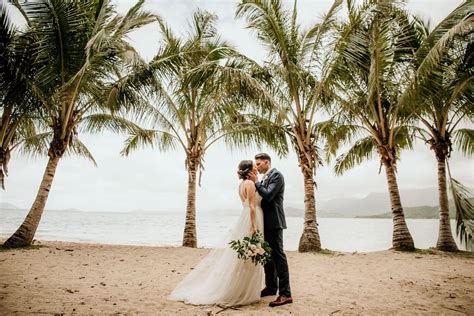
[168, 160, 264, 306]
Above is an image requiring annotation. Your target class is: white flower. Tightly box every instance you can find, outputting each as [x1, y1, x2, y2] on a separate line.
[249, 244, 257, 250]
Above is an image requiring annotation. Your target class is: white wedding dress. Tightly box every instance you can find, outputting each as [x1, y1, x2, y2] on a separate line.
[168, 191, 265, 306]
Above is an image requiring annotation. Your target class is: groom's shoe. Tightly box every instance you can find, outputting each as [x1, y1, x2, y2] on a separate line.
[269, 295, 293, 307]
[260, 288, 277, 297]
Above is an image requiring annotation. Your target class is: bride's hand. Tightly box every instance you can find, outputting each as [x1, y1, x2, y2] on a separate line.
[247, 172, 257, 183]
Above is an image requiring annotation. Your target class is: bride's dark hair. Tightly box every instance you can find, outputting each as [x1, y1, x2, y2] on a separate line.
[237, 160, 253, 180]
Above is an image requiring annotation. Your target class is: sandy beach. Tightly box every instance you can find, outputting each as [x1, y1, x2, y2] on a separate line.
[0, 240, 473, 315]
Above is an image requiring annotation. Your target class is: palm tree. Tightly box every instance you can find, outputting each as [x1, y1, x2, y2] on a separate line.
[236, 0, 343, 252]
[3, 0, 156, 248]
[118, 10, 288, 248]
[402, 2, 473, 251]
[326, 0, 425, 251]
[0, 1, 46, 189]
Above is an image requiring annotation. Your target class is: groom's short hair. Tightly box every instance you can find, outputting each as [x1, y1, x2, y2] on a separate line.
[255, 153, 271, 162]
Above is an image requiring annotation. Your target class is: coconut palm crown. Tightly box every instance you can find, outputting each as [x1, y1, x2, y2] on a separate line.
[4, 0, 157, 248]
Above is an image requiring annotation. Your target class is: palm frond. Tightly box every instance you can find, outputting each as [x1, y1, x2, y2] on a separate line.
[304, 0, 342, 67]
[79, 113, 145, 135]
[236, 0, 293, 65]
[334, 136, 376, 176]
[66, 136, 97, 166]
[215, 113, 289, 157]
[403, 2, 473, 105]
[15, 131, 51, 159]
[120, 129, 179, 156]
[449, 174, 474, 251]
[452, 128, 474, 156]
[314, 118, 368, 163]
[115, 0, 158, 36]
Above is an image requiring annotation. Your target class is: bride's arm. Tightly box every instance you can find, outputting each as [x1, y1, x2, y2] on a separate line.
[245, 180, 258, 234]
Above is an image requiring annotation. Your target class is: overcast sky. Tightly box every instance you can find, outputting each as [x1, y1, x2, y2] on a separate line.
[1, 0, 472, 213]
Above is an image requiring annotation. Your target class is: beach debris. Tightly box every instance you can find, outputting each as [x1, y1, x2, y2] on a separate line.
[65, 288, 78, 294]
[215, 305, 240, 314]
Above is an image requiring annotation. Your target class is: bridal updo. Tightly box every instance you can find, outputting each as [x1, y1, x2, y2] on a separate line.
[237, 160, 253, 180]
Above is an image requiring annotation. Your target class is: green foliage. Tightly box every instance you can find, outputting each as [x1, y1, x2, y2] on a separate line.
[117, 9, 289, 170]
[334, 136, 375, 175]
[328, 1, 422, 173]
[229, 231, 272, 266]
[3, 0, 157, 160]
[449, 176, 474, 251]
[400, 1, 473, 161]
[453, 128, 474, 157]
[236, 0, 343, 173]
[0, 2, 47, 189]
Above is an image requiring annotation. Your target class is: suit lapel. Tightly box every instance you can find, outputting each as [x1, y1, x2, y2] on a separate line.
[264, 168, 276, 187]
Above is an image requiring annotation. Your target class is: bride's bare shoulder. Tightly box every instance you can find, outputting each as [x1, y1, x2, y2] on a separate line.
[243, 179, 254, 187]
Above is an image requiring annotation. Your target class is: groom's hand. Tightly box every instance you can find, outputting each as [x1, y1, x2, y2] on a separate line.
[248, 172, 257, 183]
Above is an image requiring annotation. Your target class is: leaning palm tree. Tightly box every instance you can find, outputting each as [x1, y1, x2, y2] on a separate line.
[236, 0, 343, 252]
[118, 10, 288, 248]
[402, 2, 473, 251]
[3, 0, 156, 248]
[326, 0, 424, 251]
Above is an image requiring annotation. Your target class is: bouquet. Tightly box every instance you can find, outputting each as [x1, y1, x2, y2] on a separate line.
[229, 231, 272, 266]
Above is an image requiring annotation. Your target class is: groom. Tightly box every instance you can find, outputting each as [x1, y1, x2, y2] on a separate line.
[249, 153, 293, 307]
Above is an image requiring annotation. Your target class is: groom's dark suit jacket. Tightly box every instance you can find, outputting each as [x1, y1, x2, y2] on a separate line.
[255, 168, 287, 230]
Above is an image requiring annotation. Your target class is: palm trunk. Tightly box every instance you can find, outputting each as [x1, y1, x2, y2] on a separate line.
[0, 147, 7, 190]
[182, 157, 198, 248]
[298, 155, 321, 252]
[383, 161, 415, 251]
[3, 156, 61, 248]
[435, 155, 458, 251]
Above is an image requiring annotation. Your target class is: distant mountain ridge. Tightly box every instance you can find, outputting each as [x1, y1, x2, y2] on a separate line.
[0, 203, 85, 213]
[357, 205, 454, 219]
[316, 187, 473, 217]
[2, 186, 472, 218]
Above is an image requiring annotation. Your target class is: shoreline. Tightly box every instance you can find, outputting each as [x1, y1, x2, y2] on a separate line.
[0, 236, 467, 254]
[1, 239, 473, 314]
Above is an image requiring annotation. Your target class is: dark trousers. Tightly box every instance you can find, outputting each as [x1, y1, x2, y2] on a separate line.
[264, 228, 291, 296]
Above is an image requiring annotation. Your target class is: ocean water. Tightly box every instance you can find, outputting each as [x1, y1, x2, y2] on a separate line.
[0, 209, 464, 252]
